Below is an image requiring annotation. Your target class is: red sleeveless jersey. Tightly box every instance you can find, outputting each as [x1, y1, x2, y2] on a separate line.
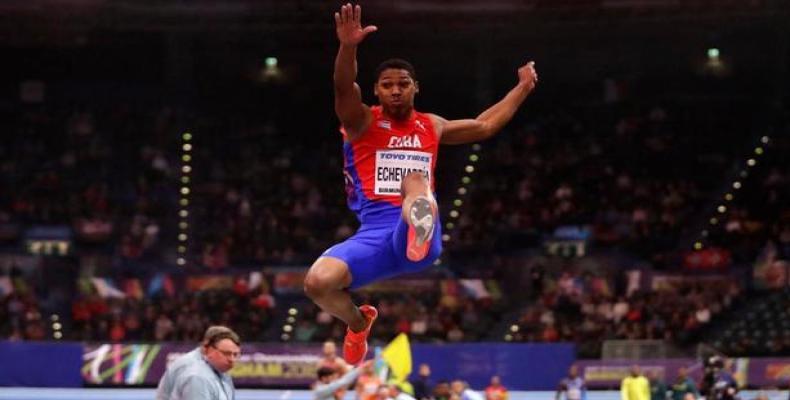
[341, 106, 439, 221]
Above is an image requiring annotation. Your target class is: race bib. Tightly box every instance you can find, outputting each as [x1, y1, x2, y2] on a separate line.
[374, 149, 432, 196]
[568, 389, 582, 400]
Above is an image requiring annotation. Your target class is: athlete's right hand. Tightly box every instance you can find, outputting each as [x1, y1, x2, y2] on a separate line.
[335, 3, 377, 46]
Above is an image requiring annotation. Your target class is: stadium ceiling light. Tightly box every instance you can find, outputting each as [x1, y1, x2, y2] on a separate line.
[732, 181, 741, 189]
[433, 258, 441, 266]
[183, 144, 192, 152]
[761, 136, 770, 144]
[747, 159, 756, 167]
[281, 333, 290, 341]
[50, 314, 59, 322]
[701, 230, 709, 237]
[472, 143, 482, 151]
[453, 199, 463, 207]
[710, 217, 719, 225]
[449, 210, 459, 218]
[288, 308, 298, 315]
[182, 165, 192, 174]
[54, 332, 62, 339]
[717, 205, 727, 213]
[724, 193, 733, 201]
[465, 165, 475, 173]
[178, 234, 188, 242]
[176, 258, 186, 266]
[755, 147, 764, 155]
[469, 154, 479, 162]
[461, 176, 471, 184]
[180, 187, 190, 195]
[442, 234, 450, 242]
[446, 222, 455, 230]
[694, 242, 703, 250]
[179, 210, 189, 218]
[457, 187, 467, 195]
[739, 170, 748, 178]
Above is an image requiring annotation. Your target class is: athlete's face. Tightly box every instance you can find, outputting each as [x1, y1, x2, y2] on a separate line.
[374, 68, 418, 118]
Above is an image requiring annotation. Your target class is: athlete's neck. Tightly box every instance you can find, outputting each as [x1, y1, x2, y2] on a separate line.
[381, 107, 414, 122]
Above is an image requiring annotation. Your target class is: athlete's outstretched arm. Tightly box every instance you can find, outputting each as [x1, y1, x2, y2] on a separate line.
[435, 61, 538, 145]
[333, 3, 377, 140]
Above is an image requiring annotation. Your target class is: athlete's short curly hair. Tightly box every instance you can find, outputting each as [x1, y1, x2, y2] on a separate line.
[375, 58, 417, 81]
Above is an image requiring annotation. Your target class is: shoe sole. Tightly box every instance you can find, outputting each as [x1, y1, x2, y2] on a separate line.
[407, 196, 436, 262]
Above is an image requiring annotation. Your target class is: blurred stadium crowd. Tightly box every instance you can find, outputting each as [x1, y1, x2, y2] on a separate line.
[1, 79, 787, 361]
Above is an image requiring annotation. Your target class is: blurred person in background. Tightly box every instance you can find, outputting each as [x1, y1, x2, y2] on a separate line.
[433, 381, 452, 400]
[671, 367, 700, 400]
[156, 325, 240, 400]
[411, 363, 435, 400]
[649, 370, 669, 400]
[356, 360, 384, 400]
[557, 365, 587, 400]
[485, 376, 509, 400]
[711, 361, 738, 400]
[622, 365, 650, 400]
[314, 359, 374, 400]
[451, 380, 485, 400]
[388, 382, 418, 400]
[317, 340, 351, 373]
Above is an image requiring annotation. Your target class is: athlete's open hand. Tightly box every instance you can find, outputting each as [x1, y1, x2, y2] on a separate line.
[518, 61, 539, 92]
[335, 3, 377, 46]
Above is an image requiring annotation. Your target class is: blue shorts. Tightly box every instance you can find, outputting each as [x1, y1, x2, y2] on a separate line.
[322, 211, 443, 289]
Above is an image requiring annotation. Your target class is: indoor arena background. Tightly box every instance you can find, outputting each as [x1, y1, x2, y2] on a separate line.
[1, 1, 789, 400]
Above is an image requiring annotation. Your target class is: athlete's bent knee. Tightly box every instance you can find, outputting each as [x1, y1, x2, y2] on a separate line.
[303, 272, 327, 300]
[303, 258, 349, 299]
[401, 172, 429, 196]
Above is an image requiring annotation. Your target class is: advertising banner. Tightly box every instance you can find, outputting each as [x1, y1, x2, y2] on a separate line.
[82, 343, 322, 387]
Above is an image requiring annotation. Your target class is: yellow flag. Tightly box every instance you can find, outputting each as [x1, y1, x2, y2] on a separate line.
[381, 333, 412, 382]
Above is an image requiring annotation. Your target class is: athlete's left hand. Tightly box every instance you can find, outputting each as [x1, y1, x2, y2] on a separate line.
[518, 61, 539, 92]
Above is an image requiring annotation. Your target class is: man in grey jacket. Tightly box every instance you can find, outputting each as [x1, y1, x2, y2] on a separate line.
[156, 326, 241, 400]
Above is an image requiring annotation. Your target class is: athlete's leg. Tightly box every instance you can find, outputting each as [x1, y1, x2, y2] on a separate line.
[401, 172, 439, 261]
[305, 231, 388, 364]
[303, 256, 366, 331]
